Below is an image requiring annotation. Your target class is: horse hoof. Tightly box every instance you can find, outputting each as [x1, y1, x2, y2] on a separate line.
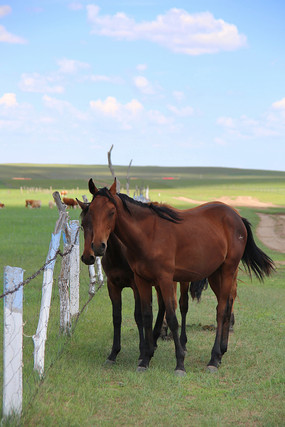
[136, 366, 147, 373]
[104, 359, 116, 366]
[207, 365, 218, 373]
[175, 369, 186, 377]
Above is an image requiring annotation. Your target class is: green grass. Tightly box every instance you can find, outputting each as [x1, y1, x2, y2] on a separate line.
[0, 164, 284, 426]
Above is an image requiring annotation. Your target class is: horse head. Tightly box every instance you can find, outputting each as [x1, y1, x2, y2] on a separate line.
[78, 179, 117, 262]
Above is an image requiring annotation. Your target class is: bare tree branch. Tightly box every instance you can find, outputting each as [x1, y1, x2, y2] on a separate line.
[107, 144, 120, 192]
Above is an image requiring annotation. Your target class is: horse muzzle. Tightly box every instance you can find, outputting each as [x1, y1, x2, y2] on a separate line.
[91, 242, 106, 257]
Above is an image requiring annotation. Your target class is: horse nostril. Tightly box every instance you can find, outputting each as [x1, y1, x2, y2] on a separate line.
[101, 242, 106, 250]
[81, 254, 95, 265]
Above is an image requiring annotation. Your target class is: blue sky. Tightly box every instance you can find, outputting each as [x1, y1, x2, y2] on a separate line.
[0, 1, 284, 170]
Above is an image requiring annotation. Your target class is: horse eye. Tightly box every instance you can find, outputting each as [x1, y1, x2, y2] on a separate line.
[109, 210, 115, 218]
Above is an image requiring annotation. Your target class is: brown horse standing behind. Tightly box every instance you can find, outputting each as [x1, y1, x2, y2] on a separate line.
[80, 179, 275, 375]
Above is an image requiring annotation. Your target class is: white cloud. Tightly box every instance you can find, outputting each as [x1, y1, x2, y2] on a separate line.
[19, 73, 64, 93]
[68, 2, 84, 11]
[87, 6, 247, 55]
[0, 5, 11, 17]
[217, 112, 281, 139]
[0, 24, 26, 44]
[90, 74, 123, 84]
[0, 6, 26, 44]
[214, 137, 227, 146]
[133, 75, 154, 94]
[90, 96, 120, 116]
[0, 92, 18, 107]
[167, 105, 194, 117]
[125, 99, 144, 115]
[43, 95, 87, 120]
[272, 97, 285, 110]
[57, 58, 90, 74]
[147, 110, 170, 125]
[172, 91, 185, 101]
[217, 116, 235, 128]
[89, 96, 144, 130]
[90, 96, 143, 117]
[136, 64, 147, 72]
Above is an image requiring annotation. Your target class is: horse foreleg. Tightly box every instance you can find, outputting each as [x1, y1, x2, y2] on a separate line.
[106, 280, 122, 363]
[179, 281, 189, 351]
[132, 286, 144, 361]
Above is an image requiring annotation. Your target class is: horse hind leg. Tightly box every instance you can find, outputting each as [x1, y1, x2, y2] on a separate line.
[157, 282, 178, 341]
[160, 281, 186, 376]
[179, 281, 189, 351]
[220, 274, 237, 353]
[207, 269, 236, 371]
[153, 286, 166, 347]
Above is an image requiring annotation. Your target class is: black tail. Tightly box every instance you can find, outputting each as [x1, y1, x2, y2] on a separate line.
[190, 278, 208, 301]
[241, 217, 275, 281]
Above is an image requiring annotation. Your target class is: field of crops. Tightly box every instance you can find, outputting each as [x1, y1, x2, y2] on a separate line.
[0, 164, 284, 426]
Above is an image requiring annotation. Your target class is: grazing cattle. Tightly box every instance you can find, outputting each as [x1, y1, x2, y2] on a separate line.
[25, 199, 41, 208]
[48, 201, 55, 209]
[0, 203, 5, 208]
[63, 197, 77, 208]
[61, 190, 68, 196]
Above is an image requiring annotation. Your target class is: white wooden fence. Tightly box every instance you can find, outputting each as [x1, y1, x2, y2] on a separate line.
[2, 192, 104, 420]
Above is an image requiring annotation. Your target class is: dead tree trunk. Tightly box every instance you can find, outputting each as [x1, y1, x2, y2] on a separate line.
[107, 144, 120, 193]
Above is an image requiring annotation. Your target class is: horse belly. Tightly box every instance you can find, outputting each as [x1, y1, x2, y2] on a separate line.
[174, 240, 226, 282]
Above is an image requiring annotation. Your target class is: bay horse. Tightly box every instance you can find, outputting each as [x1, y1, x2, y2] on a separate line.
[79, 179, 275, 375]
[79, 200, 206, 364]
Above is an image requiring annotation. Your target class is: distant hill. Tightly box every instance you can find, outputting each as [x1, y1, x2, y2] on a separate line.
[1, 163, 285, 190]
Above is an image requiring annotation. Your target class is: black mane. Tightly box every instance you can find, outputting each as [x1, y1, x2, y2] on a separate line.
[119, 193, 181, 223]
[81, 187, 181, 223]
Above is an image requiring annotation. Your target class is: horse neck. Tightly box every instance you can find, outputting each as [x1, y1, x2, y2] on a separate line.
[114, 195, 149, 250]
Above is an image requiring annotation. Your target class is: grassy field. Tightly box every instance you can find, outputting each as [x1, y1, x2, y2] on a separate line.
[0, 164, 284, 426]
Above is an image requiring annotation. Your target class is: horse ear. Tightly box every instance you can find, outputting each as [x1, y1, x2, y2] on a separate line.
[88, 178, 98, 196]
[109, 178, 117, 195]
[76, 198, 87, 210]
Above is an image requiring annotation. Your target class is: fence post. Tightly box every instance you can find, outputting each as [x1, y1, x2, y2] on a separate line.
[33, 192, 68, 376]
[95, 257, 104, 288]
[58, 223, 71, 334]
[3, 266, 24, 419]
[88, 263, 96, 296]
[69, 220, 80, 317]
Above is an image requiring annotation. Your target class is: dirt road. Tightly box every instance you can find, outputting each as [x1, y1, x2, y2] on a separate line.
[256, 213, 285, 253]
